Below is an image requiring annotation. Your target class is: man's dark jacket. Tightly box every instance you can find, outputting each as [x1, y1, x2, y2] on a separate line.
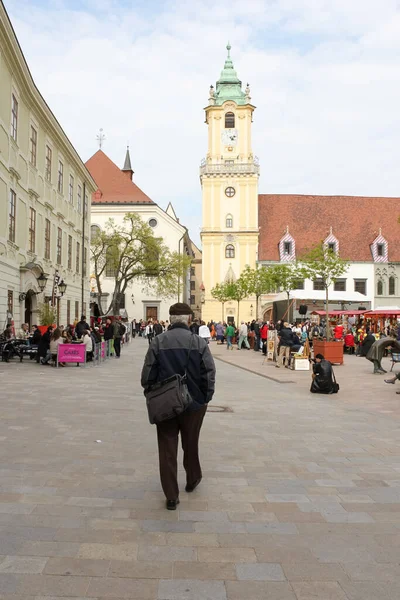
[75, 320, 89, 339]
[141, 323, 216, 412]
[154, 323, 163, 336]
[360, 333, 375, 357]
[279, 326, 294, 347]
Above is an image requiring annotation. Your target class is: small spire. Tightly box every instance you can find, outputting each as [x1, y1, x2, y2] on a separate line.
[330, 225, 333, 235]
[227, 41, 231, 58]
[122, 146, 134, 181]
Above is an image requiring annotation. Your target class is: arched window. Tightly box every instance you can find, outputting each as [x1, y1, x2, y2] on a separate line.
[90, 224, 100, 239]
[225, 112, 235, 128]
[389, 276, 395, 296]
[105, 247, 118, 278]
[225, 244, 235, 258]
[226, 214, 233, 228]
[377, 280, 383, 296]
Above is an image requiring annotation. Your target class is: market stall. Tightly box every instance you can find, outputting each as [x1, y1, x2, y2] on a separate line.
[363, 309, 400, 333]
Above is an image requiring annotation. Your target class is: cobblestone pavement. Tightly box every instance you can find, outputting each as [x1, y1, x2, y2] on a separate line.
[0, 338, 399, 599]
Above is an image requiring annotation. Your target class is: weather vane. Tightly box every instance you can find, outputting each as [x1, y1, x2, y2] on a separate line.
[96, 128, 105, 149]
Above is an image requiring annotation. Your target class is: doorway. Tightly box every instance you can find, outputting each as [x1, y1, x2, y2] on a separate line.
[24, 290, 34, 328]
[146, 306, 158, 321]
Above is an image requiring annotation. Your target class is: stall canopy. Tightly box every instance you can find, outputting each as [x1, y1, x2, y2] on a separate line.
[311, 310, 367, 317]
[364, 309, 400, 317]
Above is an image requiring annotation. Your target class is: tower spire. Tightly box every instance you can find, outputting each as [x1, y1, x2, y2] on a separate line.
[121, 146, 134, 181]
[210, 43, 248, 106]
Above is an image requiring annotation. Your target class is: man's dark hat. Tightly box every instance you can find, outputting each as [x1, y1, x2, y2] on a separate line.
[169, 302, 193, 316]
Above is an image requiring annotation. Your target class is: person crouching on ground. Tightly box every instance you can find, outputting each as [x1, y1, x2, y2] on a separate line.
[141, 303, 216, 511]
[366, 335, 400, 374]
[310, 353, 335, 394]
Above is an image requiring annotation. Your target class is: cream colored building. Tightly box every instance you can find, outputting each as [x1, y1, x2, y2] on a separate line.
[0, 3, 96, 331]
[86, 149, 192, 322]
[200, 43, 259, 324]
[189, 241, 203, 321]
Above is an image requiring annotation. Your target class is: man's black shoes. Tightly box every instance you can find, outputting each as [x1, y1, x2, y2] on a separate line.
[185, 478, 202, 493]
[166, 499, 180, 511]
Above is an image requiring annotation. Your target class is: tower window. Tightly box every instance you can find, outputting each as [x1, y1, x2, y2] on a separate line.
[226, 215, 233, 228]
[377, 243, 384, 257]
[328, 242, 336, 252]
[284, 242, 292, 255]
[225, 187, 235, 198]
[225, 244, 235, 259]
[225, 112, 235, 128]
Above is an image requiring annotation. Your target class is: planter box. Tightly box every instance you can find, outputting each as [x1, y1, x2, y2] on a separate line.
[313, 340, 344, 365]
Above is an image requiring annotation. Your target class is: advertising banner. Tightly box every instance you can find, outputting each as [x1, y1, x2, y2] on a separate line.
[58, 344, 86, 364]
[101, 341, 106, 360]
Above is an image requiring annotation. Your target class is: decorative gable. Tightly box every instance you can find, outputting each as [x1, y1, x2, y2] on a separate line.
[279, 228, 295, 262]
[371, 230, 388, 263]
[324, 228, 339, 253]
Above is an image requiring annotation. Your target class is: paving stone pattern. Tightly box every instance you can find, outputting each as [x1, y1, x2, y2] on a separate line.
[0, 338, 400, 598]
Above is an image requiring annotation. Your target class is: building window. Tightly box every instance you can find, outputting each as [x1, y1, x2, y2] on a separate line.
[67, 299, 71, 325]
[226, 214, 233, 227]
[7, 290, 13, 315]
[57, 228, 62, 264]
[83, 248, 87, 276]
[30, 126, 37, 167]
[45, 219, 51, 259]
[68, 235, 72, 269]
[328, 242, 336, 253]
[389, 276, 395, 296]
[75, 300, 79, 320]
[225, 244, 235, 259]
[313, 279, 325, 291]
[84, 194, 88, 216]
[190, 280, 196, 291]
[190, 295, 195, 305]
[76, 241, 80, 273]
[29, 208, 36, 253]
[9, 189, 16, 242]
[225, 187, 235, 198]
[148, 218, 158, 228]
[106, 247, 117, 277]
[91, 225, 101, 239]
[225, 112, 235, 128]
[83, 302, 87, 317]
[377, 243, 384, 257]
[77, 185, 82, 212]
[116, 293, 125, 310]
[293, 279, 304, 290]
[377, 280, 383, 296]
[69, 175, 74, 204]
[334, 279, 346, 292]
[57, 161, 64, 193]
[354, 279, 367, 295]
[190, 266, 195, 276]
[284, 241, 292, 255]
[11, 94, 18, 141]
[45, 145, 52, 182]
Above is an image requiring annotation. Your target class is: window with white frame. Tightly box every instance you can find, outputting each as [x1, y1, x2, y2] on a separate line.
[57, 161, 64, 193]
[30, 126, 37, 167]
[69, 175, 74, 204]
[11, 94, 18, 141]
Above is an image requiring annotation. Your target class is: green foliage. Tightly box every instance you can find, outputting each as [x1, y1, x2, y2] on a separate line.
[91, 213, 191, 315]
[298, 242, 349, 341]
[238, 265, 273, 298]
[38, 303, 57, 326]
[211, 282, 232, 304]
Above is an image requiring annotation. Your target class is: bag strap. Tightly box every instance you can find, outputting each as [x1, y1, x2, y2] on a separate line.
[184, 334, 194, 376]
[331, 367, 337, 384]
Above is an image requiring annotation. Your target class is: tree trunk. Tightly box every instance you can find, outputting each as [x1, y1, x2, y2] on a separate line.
[256, 294, 260, 320]
[287, 292, 290, 322]
[325, 286, 330, 341]
[237, 300, 240, 325]
[222, 301, 225, 322]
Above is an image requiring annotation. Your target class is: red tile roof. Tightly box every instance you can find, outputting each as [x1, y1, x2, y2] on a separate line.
[258, 194, 400, 262]
[85, 150, 154, 205]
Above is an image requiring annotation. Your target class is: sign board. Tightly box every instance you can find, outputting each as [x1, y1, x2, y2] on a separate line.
[58, 343, 86, 364]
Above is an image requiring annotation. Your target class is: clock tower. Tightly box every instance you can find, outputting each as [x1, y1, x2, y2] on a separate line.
[200, 43, 259, 324]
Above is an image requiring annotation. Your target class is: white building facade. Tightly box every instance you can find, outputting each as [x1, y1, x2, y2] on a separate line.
[0, 3, 96, 331]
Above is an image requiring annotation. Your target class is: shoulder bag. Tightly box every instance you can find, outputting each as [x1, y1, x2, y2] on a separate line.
[145, 335, 194, 424]
[331, 367, 340, 393]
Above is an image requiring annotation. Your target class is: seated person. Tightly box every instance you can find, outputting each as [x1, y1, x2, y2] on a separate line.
[292, 333, 302, 353]
[82, 329, 94, 361]
[344, 331, 355, 354]
[310, 353, 335, 394]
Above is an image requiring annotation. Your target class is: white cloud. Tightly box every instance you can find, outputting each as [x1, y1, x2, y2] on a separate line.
[4, 0, 400, 246]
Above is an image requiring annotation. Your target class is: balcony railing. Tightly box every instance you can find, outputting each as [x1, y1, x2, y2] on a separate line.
[200, 159, 260, 176]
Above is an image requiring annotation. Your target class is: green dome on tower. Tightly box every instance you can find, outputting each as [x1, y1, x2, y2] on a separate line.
[210, 43, 248, 106]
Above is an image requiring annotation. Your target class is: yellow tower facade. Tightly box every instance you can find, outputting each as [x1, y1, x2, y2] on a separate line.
[200, 44, 259, 324]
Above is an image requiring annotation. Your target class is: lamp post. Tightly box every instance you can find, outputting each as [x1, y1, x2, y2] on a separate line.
[37, 273, 48, 293]
[57, 280, 67, 326]
[250, 304, 253, 317]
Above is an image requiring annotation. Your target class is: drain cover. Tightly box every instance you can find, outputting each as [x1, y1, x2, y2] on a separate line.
[207, 405, 233, 413]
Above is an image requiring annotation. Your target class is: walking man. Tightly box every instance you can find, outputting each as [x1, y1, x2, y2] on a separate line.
[276, 322, 294, 368]
[113, 317, 125, 358]
[238, 321, 250, 349]
[141, 303, 216, 510]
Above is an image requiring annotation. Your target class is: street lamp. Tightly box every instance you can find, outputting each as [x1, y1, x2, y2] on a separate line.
[58, 280, 67, 296]
[250, 304, 253, 317]
[37, 273, 48, 292]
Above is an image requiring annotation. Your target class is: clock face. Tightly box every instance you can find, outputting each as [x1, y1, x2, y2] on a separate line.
[221, 128, 238, 146]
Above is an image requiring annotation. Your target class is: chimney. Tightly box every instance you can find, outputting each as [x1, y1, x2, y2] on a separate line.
[121, 146, 134, 181]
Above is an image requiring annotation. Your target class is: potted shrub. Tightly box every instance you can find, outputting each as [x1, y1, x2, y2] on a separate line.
[37, 303, 57, 335]
[299, 242, 349, 365]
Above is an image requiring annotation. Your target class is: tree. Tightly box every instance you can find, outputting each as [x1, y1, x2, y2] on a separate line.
[237, 265, 274, 319]
[211, 282, 232, 322]
[225, 279, 247, 324]
[267, 264, 303, 321]
[298, 242, 349, 341]
[91, 213, 191, 315]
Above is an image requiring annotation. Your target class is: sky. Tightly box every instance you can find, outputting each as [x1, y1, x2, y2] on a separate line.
[4, 0, 400, 246]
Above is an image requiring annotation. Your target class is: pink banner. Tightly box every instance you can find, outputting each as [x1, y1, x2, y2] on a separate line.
[58, 343, 86, 364]
[101, 341, 106, 359]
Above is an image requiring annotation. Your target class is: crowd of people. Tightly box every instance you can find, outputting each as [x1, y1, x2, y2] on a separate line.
[0, 315, 127, 365]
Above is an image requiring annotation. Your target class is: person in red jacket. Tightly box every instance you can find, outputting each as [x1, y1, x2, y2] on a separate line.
[334, 323, 344, 341]
[344, 331, 355, 354]
[260, 322, 269, 355]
